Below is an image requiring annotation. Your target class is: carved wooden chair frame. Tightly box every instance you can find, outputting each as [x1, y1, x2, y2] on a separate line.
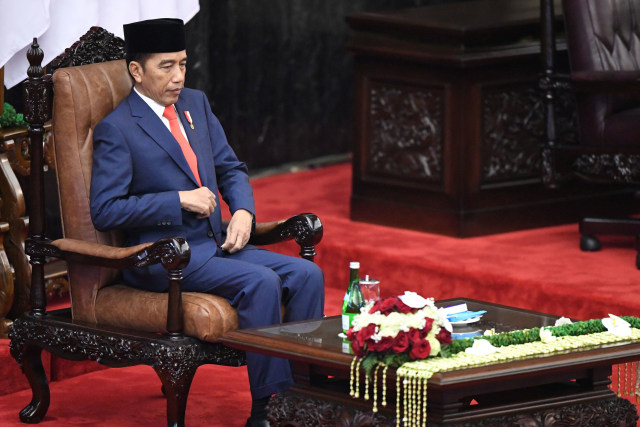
[9, 28, 323, 426]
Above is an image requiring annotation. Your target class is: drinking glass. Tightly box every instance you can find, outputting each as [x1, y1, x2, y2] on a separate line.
[360, 277, 380, 303]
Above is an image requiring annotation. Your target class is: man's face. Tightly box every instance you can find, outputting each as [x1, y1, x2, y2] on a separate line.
[129, 50, 187, 106]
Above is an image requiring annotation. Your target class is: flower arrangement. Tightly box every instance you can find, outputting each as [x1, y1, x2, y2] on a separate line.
[441, 313, 640, 357]
[345, 291, 452, 375]
[347, 299, 640, 426]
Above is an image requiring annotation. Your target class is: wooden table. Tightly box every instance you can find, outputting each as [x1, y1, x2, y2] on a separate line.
[220, 298, 640, 425]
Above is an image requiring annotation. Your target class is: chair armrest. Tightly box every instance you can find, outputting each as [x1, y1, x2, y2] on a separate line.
[26, 236, 191, 336]
[250, 213, 322, 245]
[25, 236, 190, 271]
[248, 213, 323, 261]
[221, 213, 323, 244]
[570, 70, 640, 95]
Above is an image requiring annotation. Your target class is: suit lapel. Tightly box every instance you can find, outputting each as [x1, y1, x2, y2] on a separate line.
[128, 90, 201, 187]
[175, 94, 222, 241]
[174, 98, 211, 188]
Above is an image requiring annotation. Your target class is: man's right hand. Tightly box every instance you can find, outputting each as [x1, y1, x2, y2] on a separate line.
[178, 187, 217, 218]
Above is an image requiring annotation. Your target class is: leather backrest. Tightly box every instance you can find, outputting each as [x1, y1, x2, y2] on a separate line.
[564, 0, 640, 72]
[563, 0, 640, 146]
[51, 59, 132, 322]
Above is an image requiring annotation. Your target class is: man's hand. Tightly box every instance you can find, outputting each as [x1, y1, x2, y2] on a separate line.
[179, 187, 217, 218]
[221, 209, 253, 253]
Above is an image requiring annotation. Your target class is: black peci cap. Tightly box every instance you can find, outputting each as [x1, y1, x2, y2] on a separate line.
[123, 18, 186, 55]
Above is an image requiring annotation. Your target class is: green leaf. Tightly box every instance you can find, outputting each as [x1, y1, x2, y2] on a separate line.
[361, 353, 379, 377]
[0, 103, 27, 128]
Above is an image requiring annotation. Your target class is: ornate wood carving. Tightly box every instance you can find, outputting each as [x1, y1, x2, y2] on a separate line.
[249, 213, 323, 261]
[280, 213, 323, 261]
[268, 391, 395, 426]
[0, 131, 63, 322]
[368, 81, 444, 184]
[481, 84, 577, 184]
[11, 315, 245, 369]
[9, 313, 246, 423]
[268, 392, 637, 427]
[482, 85, 544, 183]
[24, 238, 60, 259]
[466, 396, 639, 427]
[134, 237, 191, 271]
[0, 153, 25, 325]
[573, 154, 640, 184]
[8, 27, 123, 177]
[0, 221, 15, 337]
[47, 27, 125, 74]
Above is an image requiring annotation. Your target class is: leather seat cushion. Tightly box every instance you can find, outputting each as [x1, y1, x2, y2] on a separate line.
[603, 107, 640, 148]
[94, 284, 238, 342]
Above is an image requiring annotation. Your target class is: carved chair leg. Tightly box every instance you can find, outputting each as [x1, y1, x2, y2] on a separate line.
[154, 363, 198, 427]
[16, 345, 50, 423]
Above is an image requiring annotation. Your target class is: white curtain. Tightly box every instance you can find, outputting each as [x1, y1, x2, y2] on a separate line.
[0, 0, 200, 88]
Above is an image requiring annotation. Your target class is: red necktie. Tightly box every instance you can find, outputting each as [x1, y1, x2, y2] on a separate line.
[163, 105, 202, 187]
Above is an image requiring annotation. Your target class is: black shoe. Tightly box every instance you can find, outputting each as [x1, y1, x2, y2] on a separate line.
[245, 416, 270, 427]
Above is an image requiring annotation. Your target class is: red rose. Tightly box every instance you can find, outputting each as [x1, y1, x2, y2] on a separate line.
[370, 336, 394, 352]
[423, 318, 434, 335]
[378, 297, 399, 315]
[409, 339, 431, 359]
[350, 337, 366, 357]
[395, 299, 413, 314]
[408, 328, 423, 345]
[356, 323, 377, 347]
[369, 301, 382, 314]
[435, 328, 452, 346]
[346, 327, 356, 342]
[391, 331, 409, 353]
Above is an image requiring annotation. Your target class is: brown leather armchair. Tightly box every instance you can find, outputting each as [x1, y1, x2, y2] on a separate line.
[9, 33, 322, 426]
[540, 0, 640, 267]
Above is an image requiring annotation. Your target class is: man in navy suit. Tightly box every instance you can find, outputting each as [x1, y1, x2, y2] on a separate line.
[89, 18, 325, 427]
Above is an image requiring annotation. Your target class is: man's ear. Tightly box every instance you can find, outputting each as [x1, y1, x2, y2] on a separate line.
[128, 61, 144, 83]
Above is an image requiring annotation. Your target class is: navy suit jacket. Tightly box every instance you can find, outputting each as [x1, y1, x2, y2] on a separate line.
[90, 87, 254, 290]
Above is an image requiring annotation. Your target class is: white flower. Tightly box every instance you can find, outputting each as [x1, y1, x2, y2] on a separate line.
[539, 327, 556, 343]
[483, 328, 495, 336]
[602, 314, 631, 337]
[441, 318, 452, 333]
[554, 317, 573, 326]
[399, 291, 431, 309]
[464, 339, 499, 356]
[427, 335, 441, 356]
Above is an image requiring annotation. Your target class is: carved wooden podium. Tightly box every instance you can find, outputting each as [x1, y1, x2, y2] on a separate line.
[347, 0, 638, 237]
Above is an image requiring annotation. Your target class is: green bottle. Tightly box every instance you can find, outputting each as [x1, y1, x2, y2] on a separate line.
[342, 261, 364, 333]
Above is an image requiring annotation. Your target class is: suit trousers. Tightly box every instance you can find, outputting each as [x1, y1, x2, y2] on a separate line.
[180, 245, 325, 399]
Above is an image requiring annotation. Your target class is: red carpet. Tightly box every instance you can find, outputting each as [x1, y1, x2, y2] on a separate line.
[0, 286, 345, 426]
[251, 162, 640, 321]
[1, 162, 640, 424]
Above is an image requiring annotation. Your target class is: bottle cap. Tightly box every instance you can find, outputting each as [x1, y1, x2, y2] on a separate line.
[350, 261, 360, 269]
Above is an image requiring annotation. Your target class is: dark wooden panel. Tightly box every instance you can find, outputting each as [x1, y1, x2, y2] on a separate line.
[348, 0, 638, 237]
[183, 0, 472, 171]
